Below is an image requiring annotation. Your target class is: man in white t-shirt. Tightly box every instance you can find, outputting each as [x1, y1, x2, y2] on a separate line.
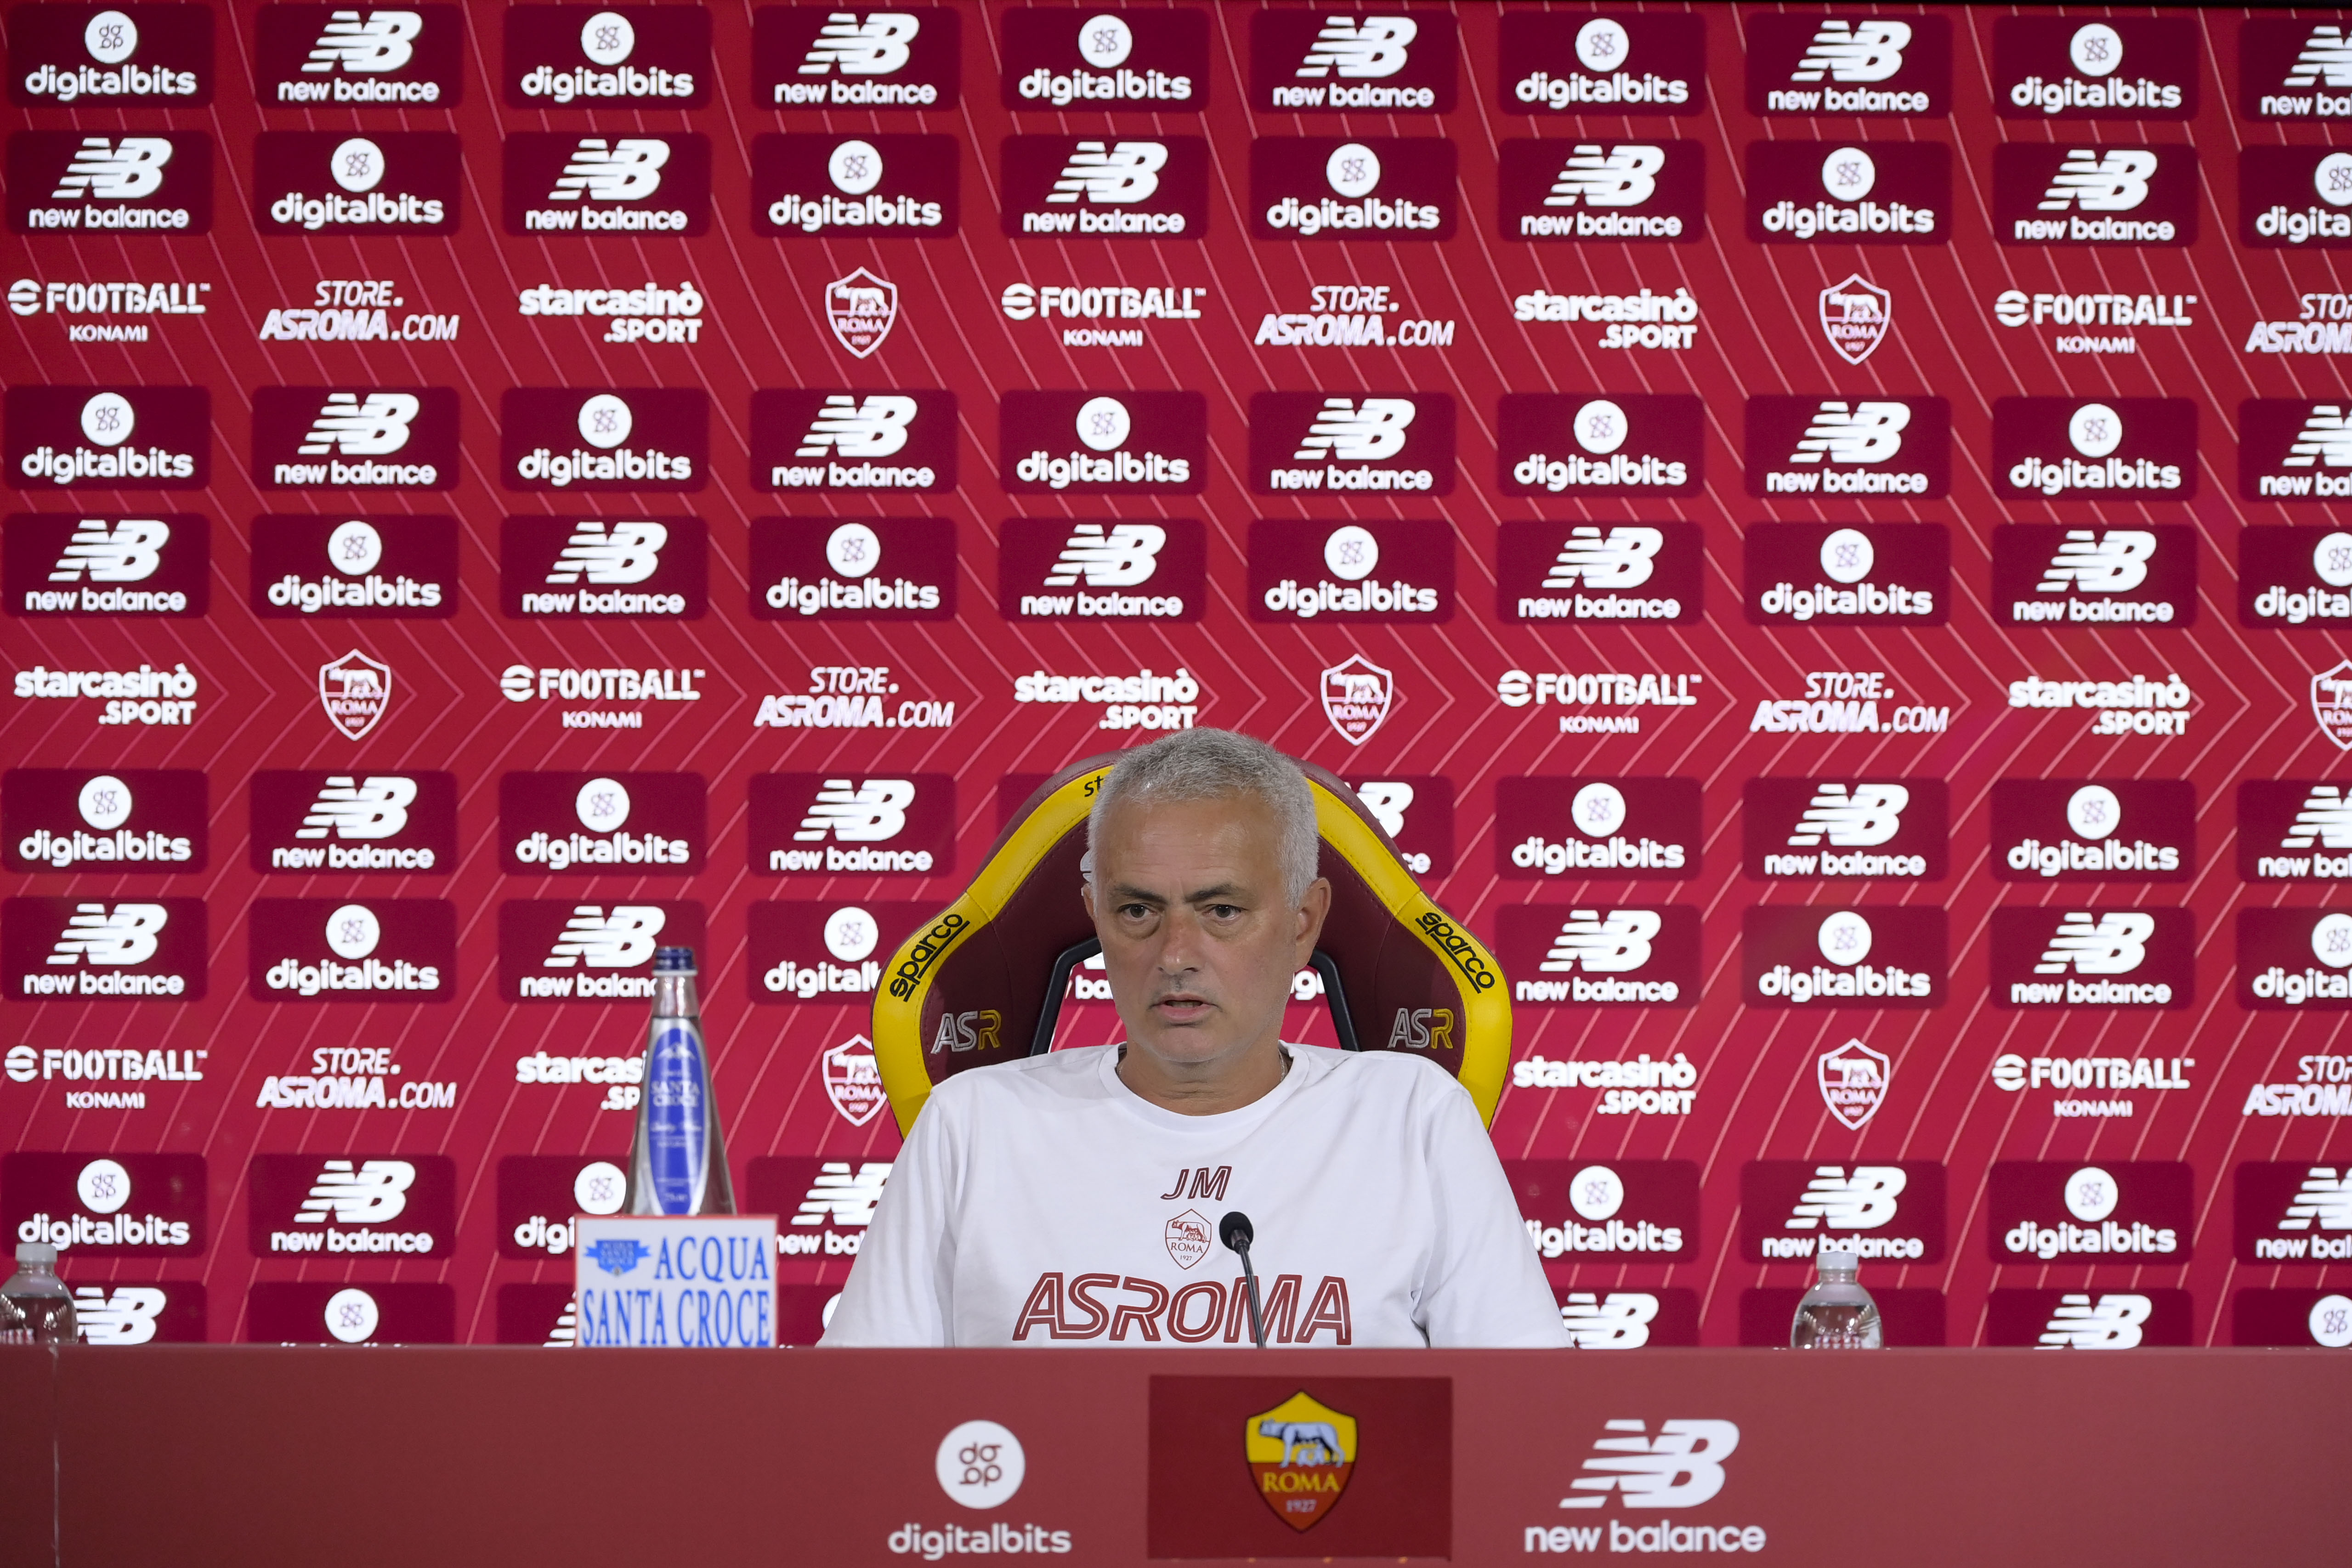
[821, 728, 1566, 1348]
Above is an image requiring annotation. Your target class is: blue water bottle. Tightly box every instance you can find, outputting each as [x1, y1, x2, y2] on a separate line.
[624, 946, 736, 1215]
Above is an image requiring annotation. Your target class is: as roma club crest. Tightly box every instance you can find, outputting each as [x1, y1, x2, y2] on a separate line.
[317, 649, 392, 741]
[2314, 659, 2352, 751]
[825, 266, 898, 359]
[1818, 273, 1891, 366]
[1320, 654, 1394, 746]
[1245, 1391, 1356, 1532]
[1818, 1037, 1890, 1131]
[1164, 1208, 1212, 1269]
[823, 1034, 887, 1126]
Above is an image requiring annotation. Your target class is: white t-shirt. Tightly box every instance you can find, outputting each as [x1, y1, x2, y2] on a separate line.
[821, 1043, 1568, 1349]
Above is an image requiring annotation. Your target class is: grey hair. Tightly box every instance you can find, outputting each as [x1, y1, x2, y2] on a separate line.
[1086, 729, 1321, 903]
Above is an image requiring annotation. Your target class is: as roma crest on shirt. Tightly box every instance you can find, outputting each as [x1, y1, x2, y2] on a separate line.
[1164, 1208, 1212, 1269]
[1246, 1391, 1356, 1531]
[2314, 659, 2352, 751]
[825, 266, 898, 359]
[1818, 273, 1891, 365]
[823, 1034, 887, 1126]
[1320, 654, 1393, 744]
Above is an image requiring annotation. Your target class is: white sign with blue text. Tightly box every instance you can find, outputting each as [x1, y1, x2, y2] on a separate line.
[573, 1214, 779, 1347]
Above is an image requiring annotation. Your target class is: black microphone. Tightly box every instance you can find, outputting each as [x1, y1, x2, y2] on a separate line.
[1220, 1211, 1267, 1350]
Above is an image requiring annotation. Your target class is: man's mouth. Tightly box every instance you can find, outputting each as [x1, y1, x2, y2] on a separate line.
[1151, 992, 1212, 1024]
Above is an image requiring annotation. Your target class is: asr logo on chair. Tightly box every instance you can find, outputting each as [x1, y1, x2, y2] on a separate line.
[1245, 1392, 1356, 1531]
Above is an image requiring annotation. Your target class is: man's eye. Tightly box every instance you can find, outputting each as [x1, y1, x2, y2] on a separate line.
[1119, 904, 1153, 920]
[1206, 905, 1240, 919]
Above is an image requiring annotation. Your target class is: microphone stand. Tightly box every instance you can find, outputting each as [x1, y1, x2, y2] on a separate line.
[1221, 1211, 1267, 1350]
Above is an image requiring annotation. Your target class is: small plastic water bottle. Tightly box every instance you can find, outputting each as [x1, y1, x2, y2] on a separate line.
[0, 1243, 79, 1344]
[1789, 1247, 1882, 1349]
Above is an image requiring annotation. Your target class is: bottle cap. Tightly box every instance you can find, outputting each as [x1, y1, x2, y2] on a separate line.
[1820, 1247, 1859, 1271]
[653, 946, 696, 974]
[15, 1242, 57, 1267]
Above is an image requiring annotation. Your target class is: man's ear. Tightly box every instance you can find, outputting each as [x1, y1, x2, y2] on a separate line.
[1081, 879, 1098, 925]
[1292, 876, 1332, 961]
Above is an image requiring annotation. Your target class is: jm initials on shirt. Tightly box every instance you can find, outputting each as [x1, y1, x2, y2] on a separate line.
[1012, 1271, 1354, 1343]
[1161, 1165, 1232, 1201]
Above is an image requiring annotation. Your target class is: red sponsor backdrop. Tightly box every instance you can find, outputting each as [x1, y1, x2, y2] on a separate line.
[3, 2, 2352, 1349]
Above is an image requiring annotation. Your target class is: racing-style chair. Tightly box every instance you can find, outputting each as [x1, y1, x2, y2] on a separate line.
[871, 754, 1510, 1136]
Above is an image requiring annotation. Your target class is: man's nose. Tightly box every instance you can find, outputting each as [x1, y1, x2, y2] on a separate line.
[1155, 907, 1206, 972]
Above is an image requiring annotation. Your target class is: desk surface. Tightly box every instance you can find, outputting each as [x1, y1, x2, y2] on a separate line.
[2, 1345, 2344, 1567]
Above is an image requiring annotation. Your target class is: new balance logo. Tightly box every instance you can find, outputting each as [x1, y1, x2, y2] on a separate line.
[2284, 26, 2352, 88]
[1541, 910, 1659, 974]
[548, 139, 669, 202]
[1292, 398, 1415, 462]
[2283, 406, 2352, 469]
[1785, 402, 1908, 464]
[2036, 151, 2156, 213]
[1044, 141, 1166, 205]
[1559, 1419, 1739, 1510]
[794, 780, 914, 842]
[47, 520, 167, 583]
[72, 1286, 167, 1345]
[1296, 17, 1416, 79]
[295, 776, 416, 840]
[296, 392, 417, 456]
[1790, 20, 1909, 82]
[2038, 1293, 2152, 1349]
[50, 137, 172, 200]
[1544, 527, 1661, 590]
[1783, 1166, 1904, 1230]
[1786, 784, 1907, 848]
[1544, 145, 1664, 209]
[544, 906, 665, 969]
[2279, 1167, 2352, 1230]
[296, 1159, 414, 1224]
[797, 12, 919, 76]
[1560, 1293, 1660, 1350]
[793, 394, 918, 458]
[45, 904, 165, 966]
[792, 1160, 892, 1227]
[2283, 787, 2352, 849]
[2037, 530, 2154, 594]
[543, 521, 665, 585]
[303, 10, 423, 74]
[2034, 912, 2153, 975]
[1044, 524, 1163, 587]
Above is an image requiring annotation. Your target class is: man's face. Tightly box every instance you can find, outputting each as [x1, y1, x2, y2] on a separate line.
[1083, 792, 1329, 1073]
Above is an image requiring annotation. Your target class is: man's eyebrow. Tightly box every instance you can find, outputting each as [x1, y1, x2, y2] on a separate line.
[1105, 883, 1169, 904]
[1183, 883, 1245, 905]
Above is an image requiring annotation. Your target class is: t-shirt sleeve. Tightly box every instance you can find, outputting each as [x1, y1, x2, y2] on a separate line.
[816, 1083, 965, 1347]
[1413, 1074, 1571, 1349]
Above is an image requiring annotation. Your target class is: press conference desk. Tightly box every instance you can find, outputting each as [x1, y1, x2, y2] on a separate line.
[0, 1346, 2341, 1567]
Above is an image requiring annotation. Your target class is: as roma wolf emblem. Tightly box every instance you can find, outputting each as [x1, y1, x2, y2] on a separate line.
[1245, 1391, 1357, 1532]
